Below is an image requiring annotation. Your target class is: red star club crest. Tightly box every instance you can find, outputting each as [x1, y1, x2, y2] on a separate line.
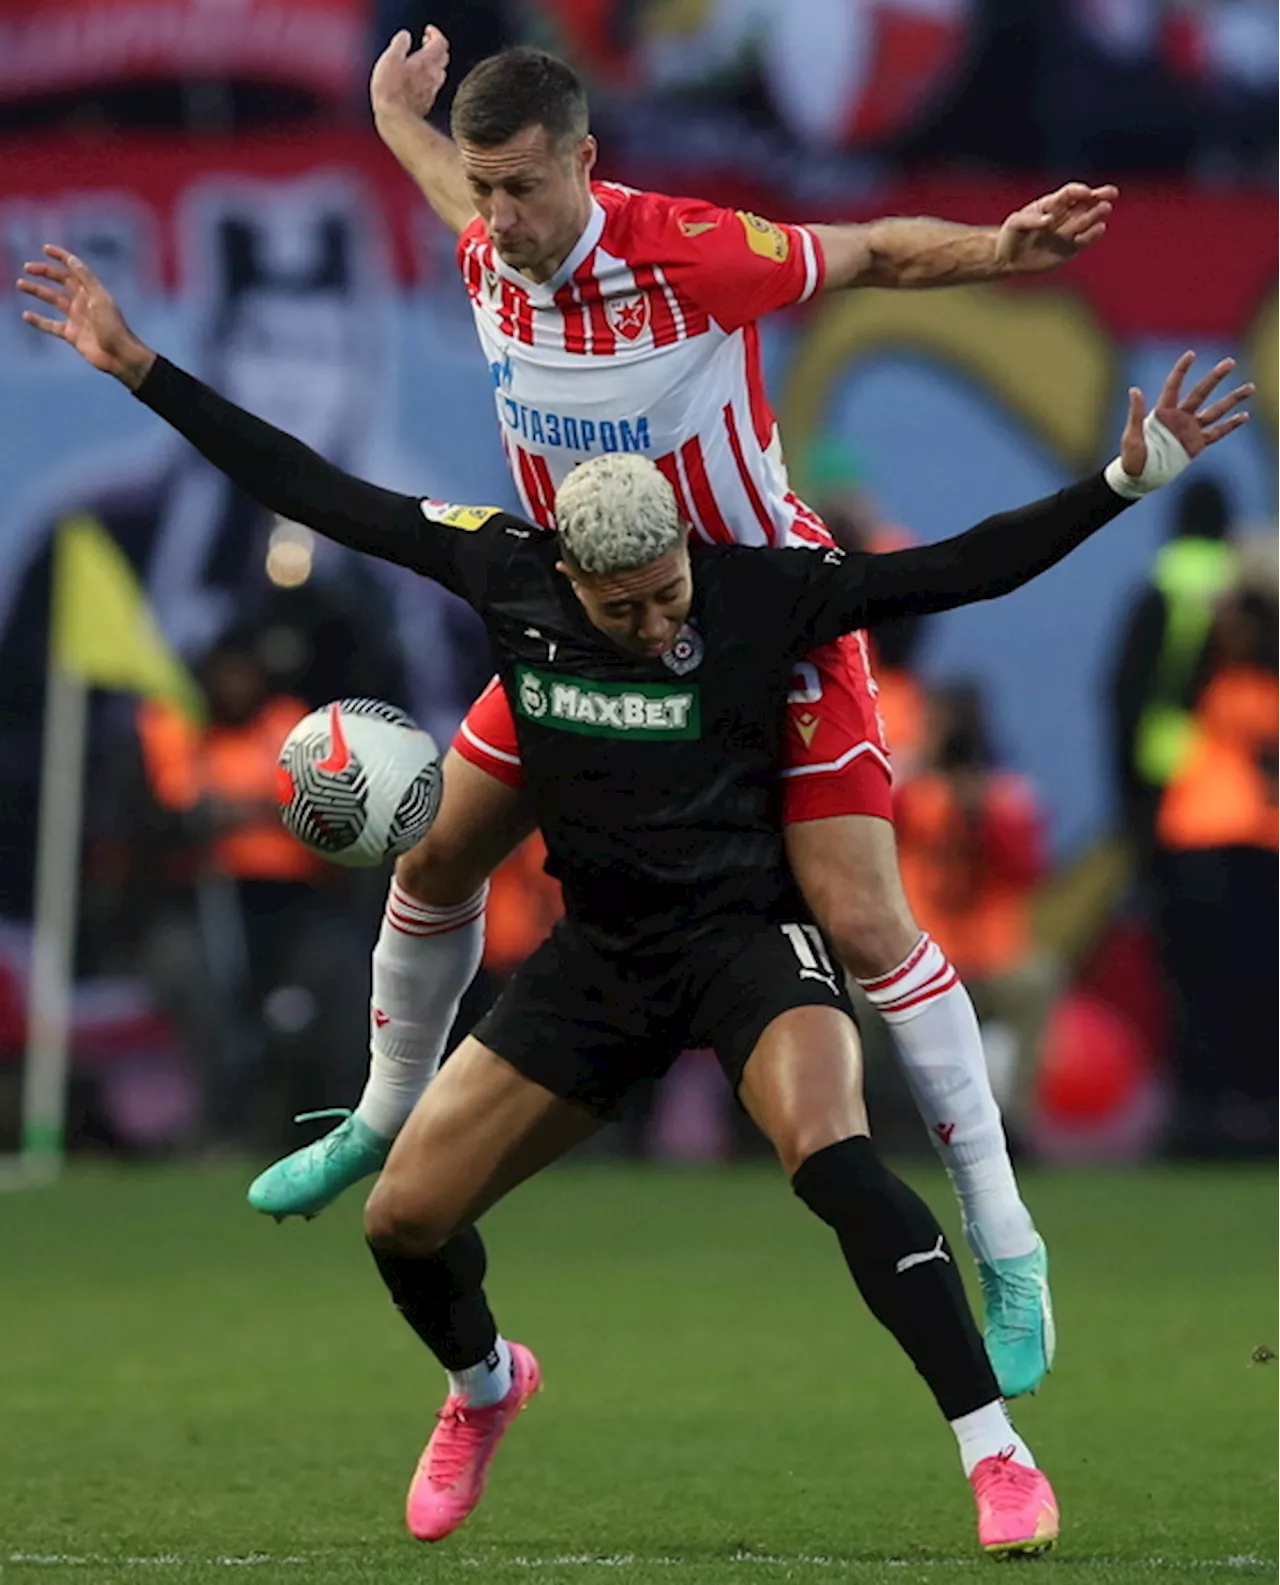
[607, 294, 649, 341]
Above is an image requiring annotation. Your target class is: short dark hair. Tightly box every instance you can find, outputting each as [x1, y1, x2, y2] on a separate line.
[450, 48, 589, 148]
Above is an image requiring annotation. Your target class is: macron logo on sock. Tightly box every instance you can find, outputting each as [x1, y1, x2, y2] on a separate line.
[895, 1236, 951, 1275]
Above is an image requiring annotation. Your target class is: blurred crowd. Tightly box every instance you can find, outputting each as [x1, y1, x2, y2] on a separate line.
[2, 0, 1275, 186]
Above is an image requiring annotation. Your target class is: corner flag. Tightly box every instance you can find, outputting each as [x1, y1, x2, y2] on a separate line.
[18, 516, 204, 1175]
[52, 514, 203, 719]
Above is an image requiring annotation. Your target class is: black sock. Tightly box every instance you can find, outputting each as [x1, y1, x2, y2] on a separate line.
[792, 1136, 998, 1420]
[368, 1225, 498, 1371]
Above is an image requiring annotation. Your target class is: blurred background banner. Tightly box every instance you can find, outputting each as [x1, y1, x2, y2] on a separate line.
[0, 0, 371, 104]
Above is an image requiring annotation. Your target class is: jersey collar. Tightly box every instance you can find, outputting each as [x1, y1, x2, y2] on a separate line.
[494, 198, 606, 304]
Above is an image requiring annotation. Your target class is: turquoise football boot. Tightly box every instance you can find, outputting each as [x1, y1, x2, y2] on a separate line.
[978, 1236, 1056, 1399]
[247, 1109, 391, 1221]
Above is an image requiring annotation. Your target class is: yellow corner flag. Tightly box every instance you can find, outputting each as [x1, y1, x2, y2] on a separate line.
[51, 515, 204, 719]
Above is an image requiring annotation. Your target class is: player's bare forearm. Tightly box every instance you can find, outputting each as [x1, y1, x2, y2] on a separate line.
[374, 107, 477, 237]
[813, 183, 1118, 290]
[812, 218, 1004, 291]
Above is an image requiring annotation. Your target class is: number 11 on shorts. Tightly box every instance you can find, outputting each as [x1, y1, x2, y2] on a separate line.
[781, 923, 840, 993]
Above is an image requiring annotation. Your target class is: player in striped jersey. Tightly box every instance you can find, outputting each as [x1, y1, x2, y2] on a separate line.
[251, 32, 1117, 1399]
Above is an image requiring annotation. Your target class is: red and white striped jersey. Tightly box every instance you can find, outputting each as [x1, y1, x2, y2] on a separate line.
[457, 182, 836, 549]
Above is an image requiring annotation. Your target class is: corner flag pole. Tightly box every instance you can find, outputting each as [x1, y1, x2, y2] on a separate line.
[12, 517, 204, 1184]
[21, 657, 89, 1177]
[11, 513, 204, 1185]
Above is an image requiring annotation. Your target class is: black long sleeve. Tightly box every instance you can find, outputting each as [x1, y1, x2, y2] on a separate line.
[797, 473, 1135, 649]
[133, 356, 483, 596]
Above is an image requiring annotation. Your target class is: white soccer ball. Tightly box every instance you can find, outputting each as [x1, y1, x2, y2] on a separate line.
[276, 698, 442, 868]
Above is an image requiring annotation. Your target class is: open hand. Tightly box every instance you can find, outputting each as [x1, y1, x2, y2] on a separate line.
[996, 183, 1118, 273]
[371, 24, 450, 122]
[1120, 352, 1252, 477]
[18, 245, 154, 388]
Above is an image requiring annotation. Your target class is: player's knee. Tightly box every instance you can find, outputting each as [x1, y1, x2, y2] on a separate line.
[821, 897, 919, 981]
[393, 826, 488, 909]
[363, 1179, 455, 1258]
[771, 1115, 869, 1181]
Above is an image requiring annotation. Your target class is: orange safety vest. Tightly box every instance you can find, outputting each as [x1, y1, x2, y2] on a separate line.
[1156, 666, 1279, 853]
[895, 771, 1043, 979]
[874, 666, 926, 780]
[483, 832, 564, 976]
[138, 696, 321, 882]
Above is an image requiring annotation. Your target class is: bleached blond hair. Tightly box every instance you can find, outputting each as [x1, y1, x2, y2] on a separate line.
[554, 454, 683, 574]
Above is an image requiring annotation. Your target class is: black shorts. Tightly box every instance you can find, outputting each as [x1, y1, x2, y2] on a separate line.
[472, 914, 857, 1118]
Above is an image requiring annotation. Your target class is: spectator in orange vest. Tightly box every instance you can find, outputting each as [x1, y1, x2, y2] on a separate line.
[482, 831, 564, 979]
[138, 641, 319, 888]
[135, 629, 366, 1149]
[1108, 477, 1238, 860]
[894, 683, 1056, 1120]
[1150, 549, 1278, 1157]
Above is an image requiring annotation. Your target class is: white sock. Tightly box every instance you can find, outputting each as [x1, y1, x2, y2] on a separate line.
[858, 935, 1037, 1263]
[950, 1400, 1034, 1477]
[447, 1336, 512, 1408]
[353, 879, 488, 1139]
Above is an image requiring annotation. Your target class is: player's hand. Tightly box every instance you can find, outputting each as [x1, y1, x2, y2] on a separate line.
[1120, 352, 1252, 477]
[371, 24, 450, 122]
[995, 183, 1118, 273]
[17, 245, 155, 389]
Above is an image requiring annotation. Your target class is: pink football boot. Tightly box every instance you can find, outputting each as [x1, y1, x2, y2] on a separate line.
[406, 1342, 542, 1542]
[970, 1449, 1060, 1557]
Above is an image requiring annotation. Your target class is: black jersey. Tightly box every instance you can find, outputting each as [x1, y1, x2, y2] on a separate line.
[137, 357, 1132, 950]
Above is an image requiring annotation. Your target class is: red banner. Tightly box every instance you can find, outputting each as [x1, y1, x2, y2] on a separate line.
[0, 0, 368, 102]
[0, 128, 1273, 341]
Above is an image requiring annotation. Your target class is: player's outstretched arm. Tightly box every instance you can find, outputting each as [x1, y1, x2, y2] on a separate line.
[372, 26, 478, 237]
[811, 182, 1118, 291]
[16, 247, 467, 584]
[802, 352, 1252, 639]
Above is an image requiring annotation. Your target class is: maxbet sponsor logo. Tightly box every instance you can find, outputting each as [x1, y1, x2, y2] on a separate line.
[515, 666, 700, 740]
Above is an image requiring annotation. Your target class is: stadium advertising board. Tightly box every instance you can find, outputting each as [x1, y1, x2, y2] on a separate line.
[0, 0, 368, 102]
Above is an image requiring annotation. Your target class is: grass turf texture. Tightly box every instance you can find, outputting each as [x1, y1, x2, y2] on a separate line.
[0, 1162, 1274, 1585]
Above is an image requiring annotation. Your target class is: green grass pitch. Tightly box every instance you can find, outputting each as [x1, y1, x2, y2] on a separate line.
[0, 1160, 1274, 1585]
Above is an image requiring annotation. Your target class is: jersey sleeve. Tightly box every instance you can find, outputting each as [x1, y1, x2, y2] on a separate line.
[651, 193, 824, 333]
[133, 356, 510, 608]
[455, 216, 488, 293]
[750, 474, 1136, 654]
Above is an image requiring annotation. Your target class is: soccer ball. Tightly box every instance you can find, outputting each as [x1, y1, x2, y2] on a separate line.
[276, 698, 442, 868]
